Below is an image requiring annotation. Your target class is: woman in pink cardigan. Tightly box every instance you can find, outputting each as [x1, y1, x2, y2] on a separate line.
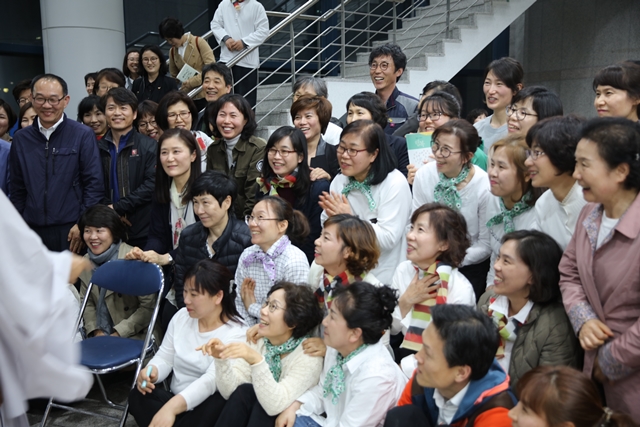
[559, 117, 640, 420]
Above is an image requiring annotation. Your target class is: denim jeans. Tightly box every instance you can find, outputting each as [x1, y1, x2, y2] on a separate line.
[294, 415, 322, 427]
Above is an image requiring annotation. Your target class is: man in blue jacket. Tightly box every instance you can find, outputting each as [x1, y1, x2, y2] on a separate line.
[9, 74, 104, 252]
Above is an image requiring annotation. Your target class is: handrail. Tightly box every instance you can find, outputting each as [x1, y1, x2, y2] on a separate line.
[182, 0, 487, 126]
[126, 8, 210, 49]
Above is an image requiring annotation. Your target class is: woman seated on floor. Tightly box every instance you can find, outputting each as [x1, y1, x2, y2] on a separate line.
[128, 259, 247, 427]
[199, 282, 324, 427]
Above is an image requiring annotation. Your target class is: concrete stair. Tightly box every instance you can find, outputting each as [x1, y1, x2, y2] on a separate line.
[254, 0, 537, 138]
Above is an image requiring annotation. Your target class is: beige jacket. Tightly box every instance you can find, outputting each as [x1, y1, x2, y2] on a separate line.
[169, 34, 215, 98]
[79, 243, 158, 340]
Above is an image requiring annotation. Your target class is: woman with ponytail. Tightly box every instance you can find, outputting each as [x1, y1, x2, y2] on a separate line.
[510, 366, 637, 427]
[198, 282, 324, 427]
[235, 196, 311, 326]
[257, 126, 329, 262]
[277, 281, 407, 427]
[129, 260, 247, 427]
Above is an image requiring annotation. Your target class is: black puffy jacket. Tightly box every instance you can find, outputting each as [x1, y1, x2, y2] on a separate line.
[173, 215, 252, 308]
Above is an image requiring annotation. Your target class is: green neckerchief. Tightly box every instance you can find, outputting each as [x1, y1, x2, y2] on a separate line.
[433, 164, 470, 211]
[341, 176, 375, 211]
[486, 192, 533, 233]
[263, 335, 307, 381]
[322, 344, 368, 404]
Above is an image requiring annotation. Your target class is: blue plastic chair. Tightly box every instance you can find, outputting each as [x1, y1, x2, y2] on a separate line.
[40, 260, 164, 427]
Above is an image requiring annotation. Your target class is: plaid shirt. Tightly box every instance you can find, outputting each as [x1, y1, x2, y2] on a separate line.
[235, 235, 310, 326]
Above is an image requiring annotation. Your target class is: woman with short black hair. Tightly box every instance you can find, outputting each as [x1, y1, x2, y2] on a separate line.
[78, 205, 157, 340]
[525, 116, 587, 249]
[256, 126, 329, 262]
[132, 45, 179, 103]
[507, 85, 563, 138]
[478, 230, 580, 387]
[320, 120, 411, 284]
[199, 282, 324, 427]
[137, 100, 162, 141]
[206, 93, 266, 218]
[77, 95, 108, 139]
[592, 61, 640, 122]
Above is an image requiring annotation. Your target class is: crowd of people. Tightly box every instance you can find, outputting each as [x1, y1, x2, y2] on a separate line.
[1, 7, 640, 426]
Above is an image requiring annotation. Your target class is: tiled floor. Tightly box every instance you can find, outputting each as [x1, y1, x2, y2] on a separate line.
[27, 371, 139, 427]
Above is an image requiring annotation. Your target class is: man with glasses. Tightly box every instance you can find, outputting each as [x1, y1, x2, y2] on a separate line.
[9, 74, 104, 252]
[97, 88, 157, 248]
[8, 79, 33, 138]
[368, 43, 419, 135]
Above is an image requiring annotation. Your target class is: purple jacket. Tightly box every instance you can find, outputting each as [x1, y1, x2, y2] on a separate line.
[9, 115, 104, 227]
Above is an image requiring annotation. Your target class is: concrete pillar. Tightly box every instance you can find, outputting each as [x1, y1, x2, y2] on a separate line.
[40, 0, 126, 114]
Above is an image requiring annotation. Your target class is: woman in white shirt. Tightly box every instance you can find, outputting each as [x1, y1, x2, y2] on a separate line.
[412, 119, 492, 297]
[156, 90, 214, 172]
[235, 196, 311, 326]
[486, 134, 542, 288]
[129, 259, 247, 427]
[525, 116, 587, 250]
[199, 282, 324, 427]
[478, 230, 579, 387]
[277, 282, 407, 427]
[319, 120, 412, 284]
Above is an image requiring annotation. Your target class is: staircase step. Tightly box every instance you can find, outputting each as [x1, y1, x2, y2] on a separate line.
[413, 0, 491, 19]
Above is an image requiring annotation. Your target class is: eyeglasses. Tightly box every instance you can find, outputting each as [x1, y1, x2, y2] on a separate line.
[526, 149, 546, 160]
[167, 111, 191, 121]
[245, 215, 280, 226]
[33, 96, 64, 106]
[138, 120, 157, 129]
[98, 85, 118, 92]
[506, 105, 538, 121]
[267, 148, 297, 158]
[262, 300, 285, 313]
[18, 97, 30, 105]
[336, 145, 369, 157]
[432, 142, 462, 158]
[369, 62, 390, 71]
[142, 57, 159, 64]
[418, 112, 447, 121]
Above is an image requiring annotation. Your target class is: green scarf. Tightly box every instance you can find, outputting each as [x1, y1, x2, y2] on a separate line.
[263, 335, 307, 381]
[433, 164, 470, 211]
[486, 192, 533, 233]
[341, 176, 375, 211]
[323, 344, 368, 404]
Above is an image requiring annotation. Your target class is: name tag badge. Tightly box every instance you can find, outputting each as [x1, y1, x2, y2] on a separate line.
[130, 149, 139, 157]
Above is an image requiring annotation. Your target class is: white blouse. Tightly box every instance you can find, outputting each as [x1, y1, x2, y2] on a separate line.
[322, 170, 412, 284]
[149, 308, 247, 410]
[296, 340, 408, 427]
[412, 163, 493, 266]
[535, 182, 587, 250]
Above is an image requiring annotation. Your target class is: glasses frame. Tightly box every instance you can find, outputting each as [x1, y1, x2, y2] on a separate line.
[167, 111, 192, 121]
[245, 215, 281, 226]
[506, 105, 538, 121]
[336, 146, 369, 157]
[142, 57, 160, 64]
[138, 120, 157, 129]
[267, 148, 298, 158]
[32, 96, 64, 106]
[526, 149, 546, 160]
[369, 61, 390, 71]
[418, 112, 447, 122]
[431, 142, 462, 159]
[261, 300, 285, 313]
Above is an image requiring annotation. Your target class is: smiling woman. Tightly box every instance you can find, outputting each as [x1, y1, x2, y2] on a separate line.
[77, 95, 107, 139]
[78, 205, 157, 341]
[132, 45, 179, 103]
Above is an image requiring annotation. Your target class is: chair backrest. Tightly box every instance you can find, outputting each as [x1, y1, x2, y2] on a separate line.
[90, 260, 164, 296]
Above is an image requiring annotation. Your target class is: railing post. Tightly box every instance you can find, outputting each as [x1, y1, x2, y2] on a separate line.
[290, 22, 296, 91]
[446, 0, 451, 38]
[341, 0, 346, 79]
[393, 2, 397, 45]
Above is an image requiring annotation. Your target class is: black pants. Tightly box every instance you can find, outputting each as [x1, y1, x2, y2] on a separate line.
[214, 383, 276, 427]
[384, 405, 435, 427]
[128, 387, 226, 427]
[459, 258, 491, 303]
[228, 65, 258, 108]
[31, 222, 75, 252]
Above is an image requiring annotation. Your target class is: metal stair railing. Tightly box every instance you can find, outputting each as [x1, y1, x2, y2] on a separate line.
[184, 0, 486, 125]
